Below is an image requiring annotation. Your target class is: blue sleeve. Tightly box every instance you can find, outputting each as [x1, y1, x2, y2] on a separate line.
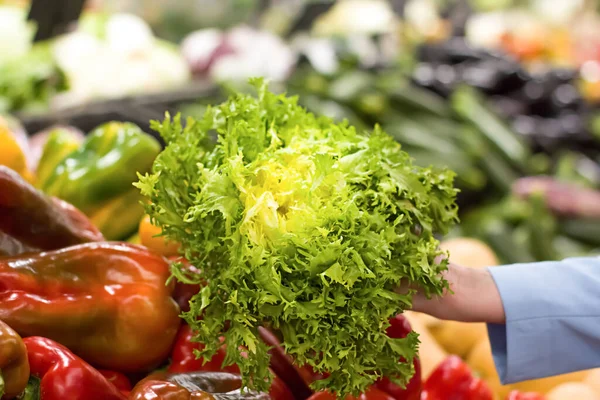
[487, 257, 600, 384]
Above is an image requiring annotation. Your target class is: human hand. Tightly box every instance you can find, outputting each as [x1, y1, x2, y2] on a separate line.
[404, 263, 506, 324]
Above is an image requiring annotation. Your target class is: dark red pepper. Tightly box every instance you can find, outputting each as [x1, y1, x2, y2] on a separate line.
[168, 325, 293, 400]
[259, 315, 420, 400]
[268, 374, 296, 400]
[98, 370, 132, 394]
[168, 324, 240, 375]
[168, 257, 203, 313]
[0, 166, 103, 256]
[258, 326, 314, 399]
[24, 336, 126, 400]
[421, 356, 494, 400]
[307, 387, 395, 400]
[373, 314, 422, 400]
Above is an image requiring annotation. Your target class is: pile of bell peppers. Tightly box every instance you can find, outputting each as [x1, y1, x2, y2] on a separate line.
[0, 161, 461, 400]
[0, 120, 162, 242]
[0, 166, 292, 399]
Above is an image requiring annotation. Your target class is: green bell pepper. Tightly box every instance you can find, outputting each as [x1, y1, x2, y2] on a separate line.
[42, 122, 161, 214]
[36, 128, 82, 188]
[89, 189, 146, 241]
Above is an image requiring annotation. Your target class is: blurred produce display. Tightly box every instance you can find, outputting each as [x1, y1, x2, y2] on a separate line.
[0, 5, 189, 113]
[1, 0, 600, 399]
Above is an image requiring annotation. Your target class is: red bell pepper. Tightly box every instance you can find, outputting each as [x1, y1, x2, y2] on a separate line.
[168, 324, 240, 375]
[168, 257, 203, 313]
[0, 242, 181, 372]
[258, 326, 314, 399]
[506, 391, 545, 400]
[307, 387, 395, 400]
[268, 373, 296, 400]
[373, 314, 421, 400]
[168, 325, 293, 400]
[24, 336, 126, 400]
[0, 166, 103, 256]
[421, 356, 494, 400]
[98, 370, 132, 394]
[259, 315, 421, 400]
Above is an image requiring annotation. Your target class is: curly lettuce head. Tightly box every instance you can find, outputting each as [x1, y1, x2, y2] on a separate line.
[136, 79, 458, 397]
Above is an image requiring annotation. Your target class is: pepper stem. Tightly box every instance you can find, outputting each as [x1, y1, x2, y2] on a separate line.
[15, 376, 41, 400]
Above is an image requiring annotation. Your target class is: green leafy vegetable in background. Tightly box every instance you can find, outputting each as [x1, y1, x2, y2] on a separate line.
[0, 43, 66, 113]
[136, 79, 458, 397]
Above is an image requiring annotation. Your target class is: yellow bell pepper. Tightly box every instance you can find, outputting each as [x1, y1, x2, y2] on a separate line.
[0, 126, 27, 176]
[139, 214, 180, 257]
[89, 189, 146, 241]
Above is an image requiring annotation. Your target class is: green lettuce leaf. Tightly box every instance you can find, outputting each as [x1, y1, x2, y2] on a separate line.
[136, 78, 458, 397]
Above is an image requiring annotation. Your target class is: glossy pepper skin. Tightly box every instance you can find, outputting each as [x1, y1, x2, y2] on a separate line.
[374, 315, 422, 400]
[168, 258, 203, 313]
[0, 242, 181, 372]
[41, 121, 161, 215]
[259, 315, 421, 400]
[141, 216, 181, 257]
[167, 327, 293, 400]
[505, 391, 545, 400]
[0, 126, 28, 177]
[98, 370, 132, 394]
[307, 387, 395, 400]
[24, 337, 126, 400]
[258, 326, 314, 399]
[421, 356, 493, 400]
[129, 379, 215, 400]
[0, 166, 103, 256]
[0, 320, 30, 398]
[130, 371, 292, 400]
[89, 189, 146, 240]
[33, 127, 83, 187]
[169, 324, 240, 375]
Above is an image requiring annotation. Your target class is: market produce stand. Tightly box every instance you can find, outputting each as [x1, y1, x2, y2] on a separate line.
[2, 1, 600, 399]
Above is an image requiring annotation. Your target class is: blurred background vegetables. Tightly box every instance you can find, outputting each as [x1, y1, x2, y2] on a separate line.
[0, 0, 600, 399]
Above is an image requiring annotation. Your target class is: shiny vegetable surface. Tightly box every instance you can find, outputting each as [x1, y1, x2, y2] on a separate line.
[34, 127, 83, 188]
[0, 166, 103, 256]
[129, 371, 289, 400]
[140, 215, 181, 257]
[42, 121, 161, 215]
[506, 391, 546, 400]
[374, 315, 422, 400]
[167, 325, 294, 400]
[89, 189, 146, 240]
[0, 125, 27, 176]
[24, 336, 126, 400]
[129, 379, 215, 400]
[168, 324, 240, 375]
[0, 320, 30, 398]
[421, 356, 493, 400]
[0, 242, 181, 372]
[307, 388, 395, 400]
[98, 370, 132, 394]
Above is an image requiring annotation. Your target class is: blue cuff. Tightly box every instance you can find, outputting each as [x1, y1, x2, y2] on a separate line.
[487, 258, 600, 384]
